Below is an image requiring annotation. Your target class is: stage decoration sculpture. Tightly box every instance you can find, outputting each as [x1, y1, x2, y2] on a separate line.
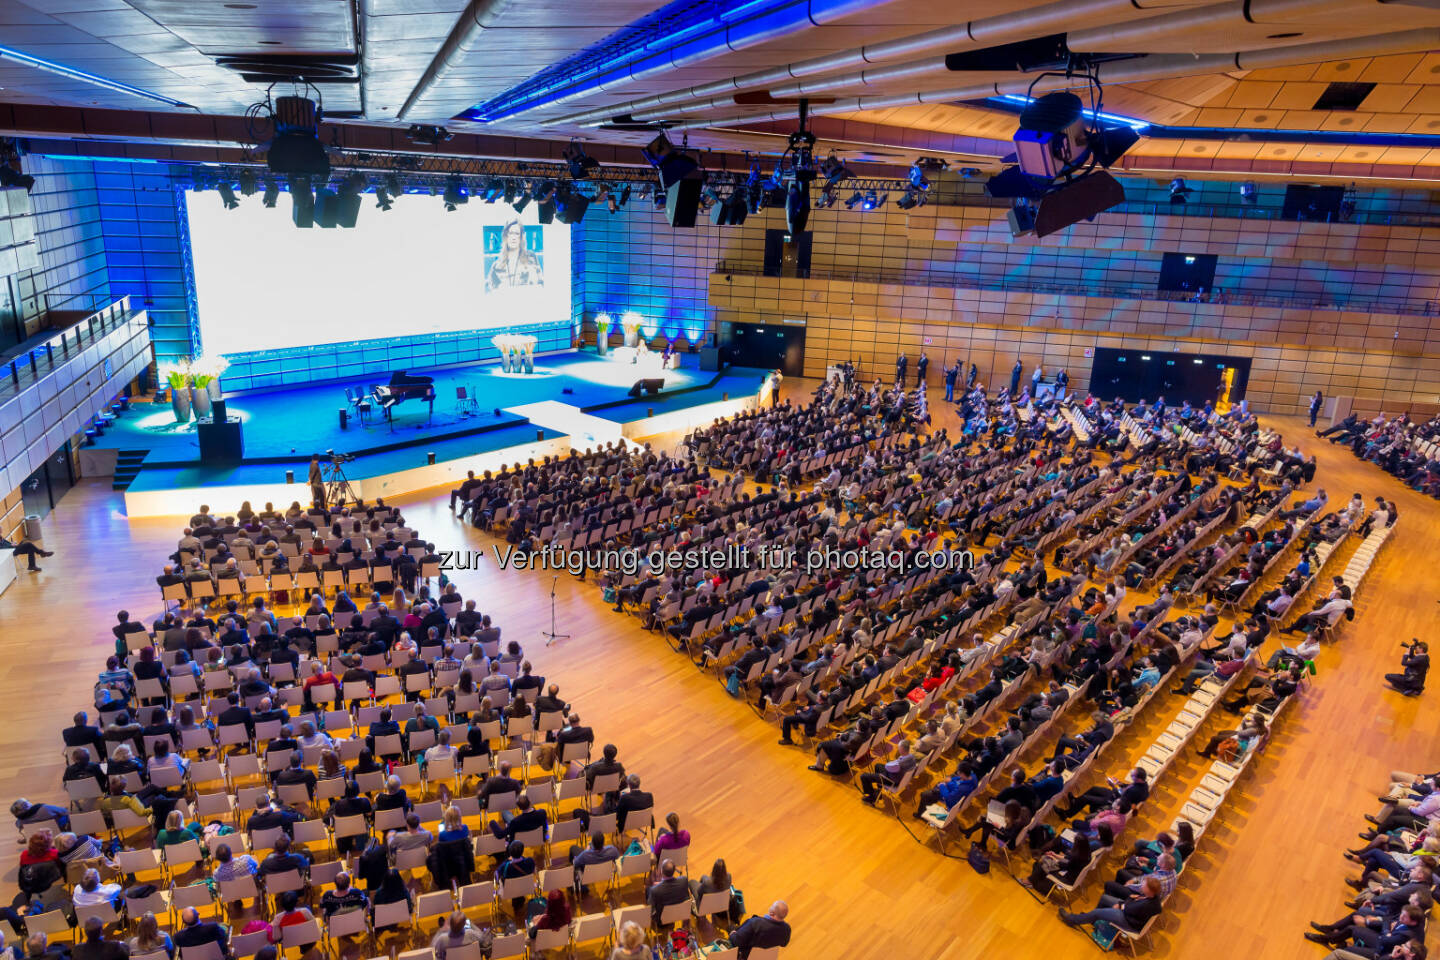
[194, 355, 228, 402]
[621, 311, 644, 348]
[492, 334, 538, 375]
[166, 366, 191, 423]
[594, 313, 612, 355]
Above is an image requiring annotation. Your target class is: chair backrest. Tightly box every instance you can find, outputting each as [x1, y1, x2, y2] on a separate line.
[372, 899, 411, 929]
[659, 900, 692, 926]
[326, 907, 368, 939]
[280, 918, 322, 948]
[179, 941, 226, 960]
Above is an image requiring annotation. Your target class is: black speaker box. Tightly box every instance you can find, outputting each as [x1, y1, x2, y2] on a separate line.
[644, 377, 665, 395]
[557, 193, 590, 224]
[313, 188, 338, 228]
[666, 179, 703, 228]
[709, 200, 728, 226]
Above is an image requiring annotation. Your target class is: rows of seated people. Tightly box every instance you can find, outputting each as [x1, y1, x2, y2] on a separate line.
[8, 502, 791, 960]
[1319, 410, 1440, 499]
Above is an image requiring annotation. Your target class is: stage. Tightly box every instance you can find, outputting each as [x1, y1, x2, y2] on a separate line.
[98, 351, 769, 518]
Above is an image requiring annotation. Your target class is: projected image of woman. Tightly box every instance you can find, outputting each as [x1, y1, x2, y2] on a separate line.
[485, 219, 543, 291]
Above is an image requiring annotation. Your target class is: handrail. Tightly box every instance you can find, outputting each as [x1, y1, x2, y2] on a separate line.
[0, 296, 138, 398]
[714, 260, 1438, 318]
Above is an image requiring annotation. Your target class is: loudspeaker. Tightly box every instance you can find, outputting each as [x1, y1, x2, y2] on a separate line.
[212, 399, 228, 422]
[1034, 171, 1125, 238]
[556, 193, 589, 224]
[313, 188, 338, 228]
[536, 198, 556, 224]
[710, 200, 728, 226]
[666, 179, 703, 228]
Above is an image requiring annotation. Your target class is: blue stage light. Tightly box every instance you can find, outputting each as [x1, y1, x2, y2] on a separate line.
[0, 43, 193, 108]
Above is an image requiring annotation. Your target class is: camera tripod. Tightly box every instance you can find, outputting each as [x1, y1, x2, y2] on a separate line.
[323, 457, 360, 509]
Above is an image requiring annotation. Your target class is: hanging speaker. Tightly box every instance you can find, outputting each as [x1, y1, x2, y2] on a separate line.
[666, 179, 703, 228]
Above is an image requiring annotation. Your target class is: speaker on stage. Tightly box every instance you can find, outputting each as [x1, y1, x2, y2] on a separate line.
[666, 179, 703, 228]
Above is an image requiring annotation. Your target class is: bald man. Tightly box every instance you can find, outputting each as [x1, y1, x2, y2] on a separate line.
[172, 906, 229, 953]
[731, 900, 791, 958]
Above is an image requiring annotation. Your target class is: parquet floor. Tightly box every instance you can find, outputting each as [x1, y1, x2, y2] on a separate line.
[0, 382, 1435, 960]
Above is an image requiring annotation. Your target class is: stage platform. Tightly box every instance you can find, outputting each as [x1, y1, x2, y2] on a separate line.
[103, 351, 768, 518]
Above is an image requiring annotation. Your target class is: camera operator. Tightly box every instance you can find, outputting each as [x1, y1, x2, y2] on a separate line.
[309, 454, 326, 509]
[1386, 639, 1429, 697]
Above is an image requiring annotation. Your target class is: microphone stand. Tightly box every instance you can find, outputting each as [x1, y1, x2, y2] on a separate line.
[542, 574, 570, 645]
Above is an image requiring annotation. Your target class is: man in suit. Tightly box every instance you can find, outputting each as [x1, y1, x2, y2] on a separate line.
[172, 908, 229, 954]
[584, 744, 625, 791]
[63, 713, 105, 754]
[1010, 359, 1022, 395]
[368, 605, 400, 646]
[365, 707, 402, 759]
[454, 601, 482, 637]
[730, 902, 791, 959]
[473, 616, 501, 649]
[554, 714, 594, 753]
[248, 794, 301, 839]
[274, 753, 318, 800]
[915, 350, 928, 387]
[613, 775, 653, 832]
[646, 859, 691, 929]
[71, 918, 125, 960]
[531, 684, 566, 722]
[1309, 389, 1324, 427]
[1060, 875, 1163, 933]
[478, 761, 522, 811]
[488, 795, 547, 844]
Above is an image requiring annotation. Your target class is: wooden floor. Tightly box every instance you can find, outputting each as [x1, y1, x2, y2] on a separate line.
[2, 384, 1437, 960]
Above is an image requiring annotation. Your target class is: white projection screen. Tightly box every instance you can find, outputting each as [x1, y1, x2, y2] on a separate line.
[186, 191, 572, 356]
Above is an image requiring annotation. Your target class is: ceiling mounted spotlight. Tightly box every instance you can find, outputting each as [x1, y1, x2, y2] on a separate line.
[237, 169, 257, 196]
[563, 140, 600, 179]
[442, 176, 468, 211]
[820, 153, 851, 187]
[406, 124, 452, 145]
[218, 182, 239, 209]
[844, 190, 864, 209]
[261, 177, 278, 208]
[1239, 181, 1258, 204]
[618, 184, 631, 208]
[375, 186, 393, 211]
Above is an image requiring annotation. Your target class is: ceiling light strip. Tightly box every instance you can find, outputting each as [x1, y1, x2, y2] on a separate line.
[0, 43, 193, 109]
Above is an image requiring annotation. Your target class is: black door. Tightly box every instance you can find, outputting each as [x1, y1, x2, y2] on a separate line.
[721, 323, 806, 377]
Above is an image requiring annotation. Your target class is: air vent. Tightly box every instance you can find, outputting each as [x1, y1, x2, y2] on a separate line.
[213, 53, 358, 84]
[1313, 81, 1375, 111]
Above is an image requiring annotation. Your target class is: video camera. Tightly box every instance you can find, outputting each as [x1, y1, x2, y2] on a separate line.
[325, 449, 355, 464]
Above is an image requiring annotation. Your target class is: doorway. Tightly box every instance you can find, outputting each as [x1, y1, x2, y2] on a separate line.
[720, 322, 806, 377]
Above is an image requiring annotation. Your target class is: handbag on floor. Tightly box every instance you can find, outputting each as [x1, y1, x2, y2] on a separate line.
[966, 842, 990, 874]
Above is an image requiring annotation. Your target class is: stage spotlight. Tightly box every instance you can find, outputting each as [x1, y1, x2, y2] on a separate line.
[785, 181, 810, 235]
[503, 179, 516, 204]
[0, 163, 35, 193]
[218, 182, 239, 209]
[606, 191, 618, 214]
[289, 175, 314, 227]
[700, 187, 719, 212]
[262, 177, 279, 208]
[844, 191, 863, 209]
[815, 187, 837, 209]
[861, 189, 879, 211]
[375, 187, 393, 211]
[442, 176, 468, 211]
[511, 193, 530, 214]
[820, 153, 851, 187]
[238, 169, 257, 196]
[482, 178, 503, 202]
[406, 124, 452, 146]
[618, 184, 631, 208]
[340, 172, 366, 195]
[531, 180, 555, 202]
[637, 183, 653, 201]
[1240, 181, 1258, 204]
[1169, 177, 1191, 204]
[563, 141, 600, 179]
[641, 133, 699, 189]
[897, 188, 925, 210]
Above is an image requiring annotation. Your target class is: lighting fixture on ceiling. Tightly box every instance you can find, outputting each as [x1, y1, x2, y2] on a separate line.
[844, 191, 864, 210]
[375, 185, 393, 210]
[261, 177, 278, 208]
[237, 169, 257, 197]
[821, 153, 851, 187]
[218, 183, 239, 210]
[0, 42, 193, 108]
[1169, 177, 1191, 204]
[993, 94, 1150, 132]
[442, 176, 468, 211]
[406, 125, 452, 146]
[1239, 181, 1258, 204]
[563, 141, 600, 179]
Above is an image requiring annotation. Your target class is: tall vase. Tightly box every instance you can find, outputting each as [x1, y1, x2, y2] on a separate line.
[191, 386, 212, 419]
[596, 328, 609, 355]
[206, 378, 222, 402]
[171, 389, 192, 423]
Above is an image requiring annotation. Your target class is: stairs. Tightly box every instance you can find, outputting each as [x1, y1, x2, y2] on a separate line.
[113, 450, 147, 491]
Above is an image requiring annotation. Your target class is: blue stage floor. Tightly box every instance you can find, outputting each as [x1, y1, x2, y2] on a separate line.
[97, 352, 766, 466]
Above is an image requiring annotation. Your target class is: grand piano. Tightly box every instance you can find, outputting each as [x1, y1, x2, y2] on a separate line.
[370, 370, 435, 421]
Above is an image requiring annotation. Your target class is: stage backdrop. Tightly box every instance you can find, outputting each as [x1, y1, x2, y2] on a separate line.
[185, 192, 572, 389]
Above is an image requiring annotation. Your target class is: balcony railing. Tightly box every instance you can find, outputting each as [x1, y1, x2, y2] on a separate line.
[714, 261, 1437, 318]
[0, 296, 141, 399]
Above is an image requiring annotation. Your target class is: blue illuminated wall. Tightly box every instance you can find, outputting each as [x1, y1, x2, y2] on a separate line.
[570, 205, 717, 346]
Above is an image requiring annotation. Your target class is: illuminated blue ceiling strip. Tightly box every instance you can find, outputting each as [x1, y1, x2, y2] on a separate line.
[0, 43, 192, 108]
[983, 96, 1440, 148]
[461, 0, 804, 123]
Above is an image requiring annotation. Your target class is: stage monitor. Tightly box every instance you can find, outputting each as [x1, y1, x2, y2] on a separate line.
[187, 191, 572, 356]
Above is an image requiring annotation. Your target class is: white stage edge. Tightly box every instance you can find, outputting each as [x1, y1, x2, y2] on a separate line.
[120, 390, 761, 519]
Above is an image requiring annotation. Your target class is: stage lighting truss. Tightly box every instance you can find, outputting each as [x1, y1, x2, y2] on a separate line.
[178, 155, 922, 220]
